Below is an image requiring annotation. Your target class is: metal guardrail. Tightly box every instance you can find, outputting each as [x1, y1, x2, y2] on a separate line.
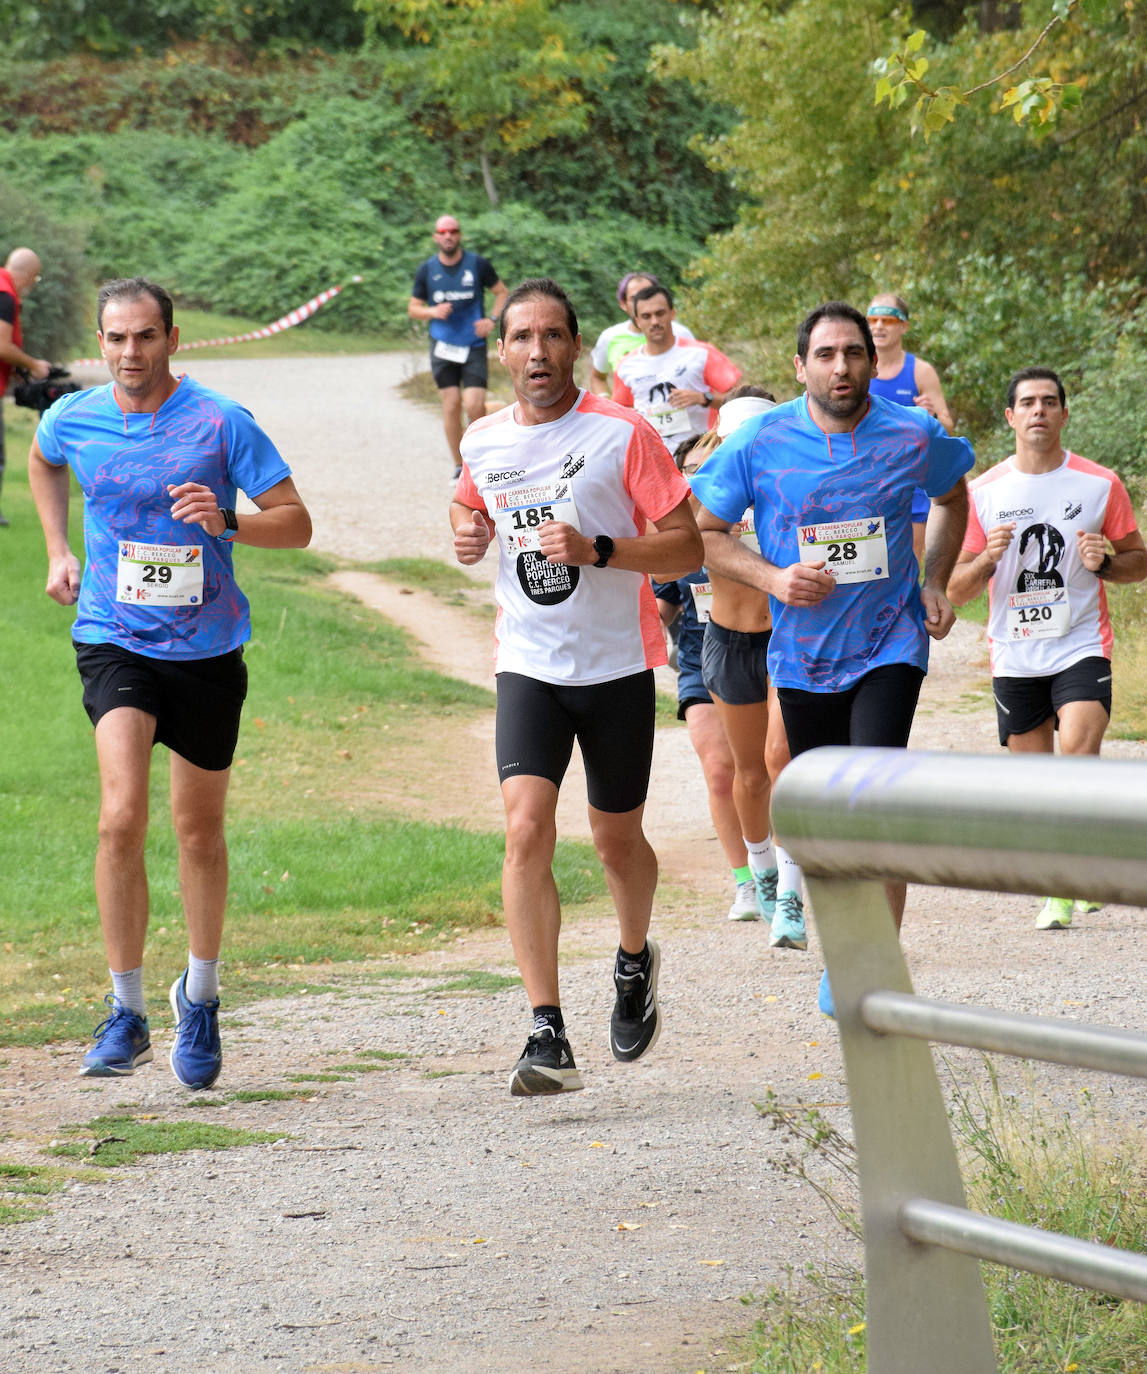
[772, 747, 1147, 1374]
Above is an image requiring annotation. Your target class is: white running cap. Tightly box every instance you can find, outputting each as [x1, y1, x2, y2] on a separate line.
[717, 395, 775, 437]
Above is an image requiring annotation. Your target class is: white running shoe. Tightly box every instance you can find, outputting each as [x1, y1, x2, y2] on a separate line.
[727, 879, 759, 921]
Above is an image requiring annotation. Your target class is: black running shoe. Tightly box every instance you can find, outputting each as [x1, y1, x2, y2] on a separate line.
[609, 936, 662, 1062]
[509, 1027, 584, 1096]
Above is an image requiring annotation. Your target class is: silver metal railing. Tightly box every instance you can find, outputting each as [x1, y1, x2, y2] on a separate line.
[772, 747, 1147, 1374]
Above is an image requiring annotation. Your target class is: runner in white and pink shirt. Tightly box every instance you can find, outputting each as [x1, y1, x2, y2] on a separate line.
[949, 366, 1147, 929]
[612, 284, 742, 454]
[450, 277, 702, 1098]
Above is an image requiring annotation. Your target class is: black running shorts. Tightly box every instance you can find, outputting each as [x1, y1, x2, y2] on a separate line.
[495, 670, 655, 814]
[75, 641, 248, 772]
[430, 343, 489, 392]
[992, 655, 1112, 746]
[778, 662, 925, 760]
[701, 619, 771, 707]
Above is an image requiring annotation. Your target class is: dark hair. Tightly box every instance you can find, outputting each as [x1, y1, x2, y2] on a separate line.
[1006, 366, 1065, 410]
[633, 283, 673, 313]
[796, 302, 874, 362]
[97, 277, 175, 334]
[498, 278, 578, 342]
[726, 384, 777, 404]
[617, 271, 660, 306]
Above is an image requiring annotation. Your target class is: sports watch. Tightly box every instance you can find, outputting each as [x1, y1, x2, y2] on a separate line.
[216, 508, 239, 541]
[592, 535, 615, 568]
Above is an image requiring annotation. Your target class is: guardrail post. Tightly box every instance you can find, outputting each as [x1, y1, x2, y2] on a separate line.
[803, 874, 997, 1374]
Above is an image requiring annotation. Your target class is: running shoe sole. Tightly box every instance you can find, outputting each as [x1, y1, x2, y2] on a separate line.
[80, 1046, 154, 1077]
[509, 1063, 584, 1096]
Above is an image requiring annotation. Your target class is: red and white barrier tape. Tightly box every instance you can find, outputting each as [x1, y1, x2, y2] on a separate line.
[70, 276, 364, 368]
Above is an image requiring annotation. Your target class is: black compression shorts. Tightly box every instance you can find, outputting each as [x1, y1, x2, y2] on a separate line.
[777, 662, 925, 760]
[992, 655, 1112, 746]
[495, 670, 655, 813]
[430, 343, 489, 391]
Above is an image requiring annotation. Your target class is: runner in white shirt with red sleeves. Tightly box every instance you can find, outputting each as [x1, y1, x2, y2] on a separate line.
[612, 283, 742, 453]
[450, 277, 702, 1098]
[949, 366, 1147, 930]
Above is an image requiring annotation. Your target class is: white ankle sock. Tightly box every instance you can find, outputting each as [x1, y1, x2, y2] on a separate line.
[185, 954, 220, 1004]
[110, 966, 146, 1017]
[776, 845, 803, 898]
[744, 835, 776, 874]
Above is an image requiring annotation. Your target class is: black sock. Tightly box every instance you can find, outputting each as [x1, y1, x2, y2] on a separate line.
[616, 943, 649, 977]
[531, 1005, 564, 1035]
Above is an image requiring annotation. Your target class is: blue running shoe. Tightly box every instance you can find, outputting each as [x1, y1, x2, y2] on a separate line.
[81, 995, 153, 1077]
[818, 969, 835, 1020]
[752, 865, 778, 920]
[769, 891, 807, 950]
[169, 971, 222, 1090]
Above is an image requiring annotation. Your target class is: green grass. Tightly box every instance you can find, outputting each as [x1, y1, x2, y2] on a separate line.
[45, 1114, 284, 1168]
[0, 447, 607, 1046]
[737, 1074, 1147, 1372]
[364, 556, 494, 611]
[0, 1162, 83, 1226]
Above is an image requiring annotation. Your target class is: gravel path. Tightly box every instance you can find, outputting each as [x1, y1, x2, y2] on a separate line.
[3, 353, 1145, 1374]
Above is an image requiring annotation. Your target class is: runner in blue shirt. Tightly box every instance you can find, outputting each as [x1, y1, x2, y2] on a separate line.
[29, 276, 312, 1089]
[409, 214, 508, 479]
[690, 301, 972, 1015]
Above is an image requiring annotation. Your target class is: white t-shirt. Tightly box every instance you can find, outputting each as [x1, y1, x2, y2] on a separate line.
[590, 319, 695, 376]
[612, 339, 742, 452]
[963, 451, 1138, 676]
[456, 391, 690, 685]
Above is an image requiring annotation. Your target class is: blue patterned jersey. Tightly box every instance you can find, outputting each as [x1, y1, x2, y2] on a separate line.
[36, 377, 291, 660]
[689, 393, 973, 691]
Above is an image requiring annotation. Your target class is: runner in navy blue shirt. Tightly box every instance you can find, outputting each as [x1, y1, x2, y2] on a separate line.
[409, 214, 508, 478]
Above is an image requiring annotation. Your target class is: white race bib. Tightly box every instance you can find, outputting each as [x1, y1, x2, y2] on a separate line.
[117, 542, 204, 606]
[433, 339, 471, 364]
[798, 516, 888, 583]
[490, 479, 581, 556]
[689, 581, 714, 623]
[1006, 587, 1070, 640]
[646, 406, 689, 439]
[736, 508, 759, 555]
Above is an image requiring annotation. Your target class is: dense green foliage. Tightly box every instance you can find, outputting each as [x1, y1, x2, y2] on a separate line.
[0, 183, 88, 362]
[657, 0, 1147, 452]
[0, 2, 734, 343]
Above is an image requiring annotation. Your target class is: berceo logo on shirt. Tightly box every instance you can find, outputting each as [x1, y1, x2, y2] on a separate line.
[487, 469, 526, 484]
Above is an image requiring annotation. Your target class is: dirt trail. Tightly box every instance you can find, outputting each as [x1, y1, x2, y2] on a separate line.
[3, 353, 1145, 1374]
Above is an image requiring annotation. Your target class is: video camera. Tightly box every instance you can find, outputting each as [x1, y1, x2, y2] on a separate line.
[13, 365, 81, 414]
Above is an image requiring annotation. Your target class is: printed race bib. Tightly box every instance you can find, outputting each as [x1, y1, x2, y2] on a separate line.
[490, 479, 582, 605]
[735, 508, 759, 555]
[646, 406, 689, 439]
[689, 581, 714, 623]
[117, 542, 204, 606]
[433, 339, 471, 364]
[1006, 587, 1070, 640]
[798, 516, 888, 583]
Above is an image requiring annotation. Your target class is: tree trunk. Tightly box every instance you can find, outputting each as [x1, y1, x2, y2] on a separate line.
[480, 146, 499, 207]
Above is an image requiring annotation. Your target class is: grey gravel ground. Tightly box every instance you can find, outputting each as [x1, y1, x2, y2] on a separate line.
[3, 353, 1145, 1374]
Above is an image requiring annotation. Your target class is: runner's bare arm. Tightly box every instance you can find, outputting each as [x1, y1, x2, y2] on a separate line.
[912, 358, 955, 434]
[409, 296, 452, 322]
[696, 504, 835, 606]
[1082, 527, 1147, 583]
[168, 476, 312, 548]
[948, 522, 1017, 606]
[28, 437, 82, 605]
[451, 500, 493, 565]
[589, 367, 611, 396]
[920, 478, 968, 639]
[536, 497, 702, 577]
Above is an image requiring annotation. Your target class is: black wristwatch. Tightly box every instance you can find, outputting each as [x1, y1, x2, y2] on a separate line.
[592, 535, 615, 568]
[701, 392, 713, 406]
[216, 507, 239, 541]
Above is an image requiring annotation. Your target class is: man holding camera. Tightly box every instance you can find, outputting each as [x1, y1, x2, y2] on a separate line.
[0, 246, 51, 526]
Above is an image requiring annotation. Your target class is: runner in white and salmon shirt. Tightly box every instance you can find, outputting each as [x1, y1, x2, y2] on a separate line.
[450, 277, 702, 1099]
[949, 366, 1147, 930]
[612, 283, 742, 454]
